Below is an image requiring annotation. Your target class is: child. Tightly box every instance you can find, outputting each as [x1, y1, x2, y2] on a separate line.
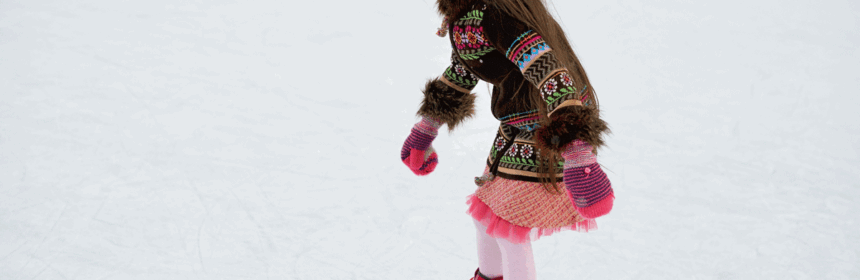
[401, 0, 615, 279]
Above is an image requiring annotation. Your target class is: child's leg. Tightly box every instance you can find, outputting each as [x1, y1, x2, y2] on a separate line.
[473, 219, 504, 278]
[497, 234, 537, 280]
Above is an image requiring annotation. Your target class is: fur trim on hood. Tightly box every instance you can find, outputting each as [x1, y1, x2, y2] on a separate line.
[436, 0, 481, 17]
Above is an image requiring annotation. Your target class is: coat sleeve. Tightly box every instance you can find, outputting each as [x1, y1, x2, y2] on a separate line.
[481, 5, 608, 153]
[417, 51, 480, 131]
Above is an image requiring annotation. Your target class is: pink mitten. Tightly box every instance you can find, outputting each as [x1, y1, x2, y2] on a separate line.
[561, 140, 614, 219]
[401, 116, 442, 176]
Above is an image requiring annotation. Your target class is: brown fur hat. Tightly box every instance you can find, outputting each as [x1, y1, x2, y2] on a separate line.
[533, 105, 609, 153]
[436, 0, 481, 16]
[417, 78, 476, 131]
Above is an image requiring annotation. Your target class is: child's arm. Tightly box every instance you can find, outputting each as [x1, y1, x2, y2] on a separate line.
[416, 51, 480, 131]
[402, 51, 480, 176]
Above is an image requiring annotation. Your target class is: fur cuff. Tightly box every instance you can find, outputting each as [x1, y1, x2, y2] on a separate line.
[534, 105, 609, 154]
[417, 78, 476, 131]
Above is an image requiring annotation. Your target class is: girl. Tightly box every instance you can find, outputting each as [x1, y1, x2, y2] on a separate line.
[400, 0, 615, 279]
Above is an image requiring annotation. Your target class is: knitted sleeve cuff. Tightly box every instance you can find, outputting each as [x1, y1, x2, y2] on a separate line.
[533, 105, 609, 154]
[414, 116, 443, 136]
[417, 78, 476, 131]
[560, 140, 598, 168]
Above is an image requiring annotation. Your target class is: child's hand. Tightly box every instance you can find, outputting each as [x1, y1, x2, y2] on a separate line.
[401, 117, 442, 176]
[561, 140, 614, 219]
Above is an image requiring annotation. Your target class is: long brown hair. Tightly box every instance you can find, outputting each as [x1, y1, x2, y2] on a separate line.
[438, 0, 599, 193]
[494, 0, 598, 193]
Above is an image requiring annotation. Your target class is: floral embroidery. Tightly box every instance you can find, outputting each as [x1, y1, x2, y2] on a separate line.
[460, 10, 484, 21]
[442, 52, 479, 90]
[560, 73, 573, 87]
[450, 9, 494, 62]
[506, 143, 519, 157]
[467, 31, 478, 45]
[453, 26, 491, 50]
[541, 80, 558, 99]
[495, 136, 506, 151]
[455, 65, 468, 76]
[521, 145, 534, 158]
[459, 32, 469, 47]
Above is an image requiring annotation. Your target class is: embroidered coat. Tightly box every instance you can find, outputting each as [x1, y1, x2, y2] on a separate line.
[419, 0, 608, 183]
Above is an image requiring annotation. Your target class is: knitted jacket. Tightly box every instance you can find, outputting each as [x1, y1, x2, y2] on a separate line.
[420, 0, 608, 182]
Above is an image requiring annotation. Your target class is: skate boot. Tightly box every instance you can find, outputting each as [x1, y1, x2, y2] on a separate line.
[470, 268, 502, 280]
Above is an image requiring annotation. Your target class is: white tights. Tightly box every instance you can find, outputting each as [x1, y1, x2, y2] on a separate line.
[473, 219, 537, 280]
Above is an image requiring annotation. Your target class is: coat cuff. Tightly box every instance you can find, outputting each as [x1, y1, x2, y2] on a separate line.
[534, 105, 609, 154]
[417, 78, 476, 131]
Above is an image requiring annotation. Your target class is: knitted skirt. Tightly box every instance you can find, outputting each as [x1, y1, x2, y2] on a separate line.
[467, 168, 596, 244]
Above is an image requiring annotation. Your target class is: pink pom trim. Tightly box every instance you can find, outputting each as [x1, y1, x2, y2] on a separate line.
[466, 195, 596, 244]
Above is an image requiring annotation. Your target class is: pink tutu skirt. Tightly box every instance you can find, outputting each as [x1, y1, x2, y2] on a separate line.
[467, 168, 596, 244]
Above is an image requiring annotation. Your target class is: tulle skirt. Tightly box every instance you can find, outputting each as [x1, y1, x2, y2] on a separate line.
[467, 168, 596, 244]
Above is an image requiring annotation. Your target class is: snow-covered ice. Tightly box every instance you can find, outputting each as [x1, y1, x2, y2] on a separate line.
[1, 0, 858, 279]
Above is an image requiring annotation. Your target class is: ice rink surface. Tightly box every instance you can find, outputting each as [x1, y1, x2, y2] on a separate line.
[1, 0, 859, 279]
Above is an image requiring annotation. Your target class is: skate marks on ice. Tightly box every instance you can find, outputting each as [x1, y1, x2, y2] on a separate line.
[2, 0, 860, 279]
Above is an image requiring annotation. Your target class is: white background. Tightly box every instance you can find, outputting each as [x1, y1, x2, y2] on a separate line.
[1, 0, 858, 279]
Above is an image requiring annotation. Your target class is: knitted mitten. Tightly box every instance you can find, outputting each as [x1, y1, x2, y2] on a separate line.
[561, 140, 614, 219]
[401, 116, 442, 176]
